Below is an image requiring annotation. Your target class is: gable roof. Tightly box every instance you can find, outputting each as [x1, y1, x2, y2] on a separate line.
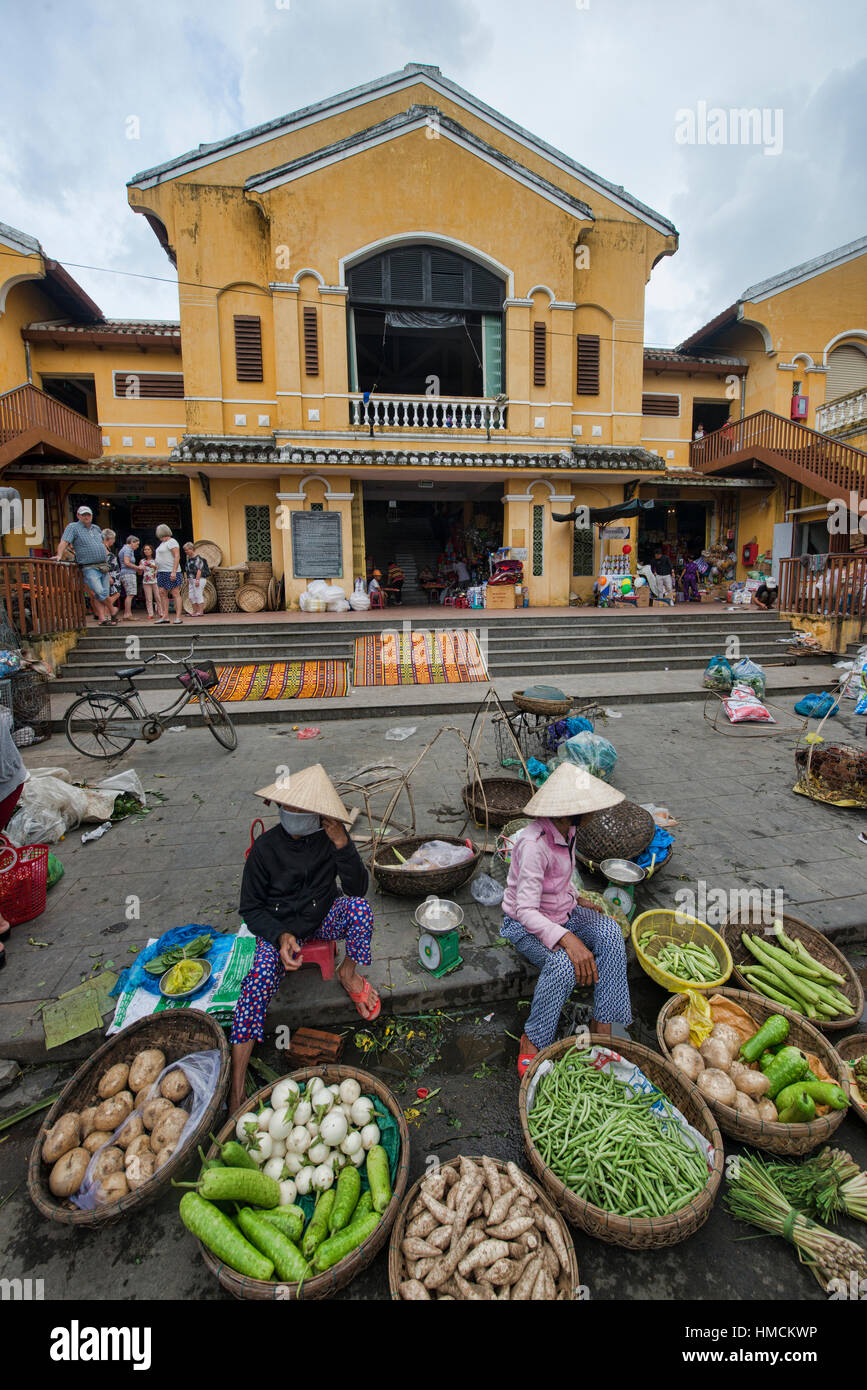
[678, 235, 867, 352]
[128, 62, 676, 237]
[245, 105, 595, 222]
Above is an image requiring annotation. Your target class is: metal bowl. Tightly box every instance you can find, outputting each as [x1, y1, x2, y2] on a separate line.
[158, 959, 212, 1000]
[412, 899, 464, 933]
[599, 857, 646, 885]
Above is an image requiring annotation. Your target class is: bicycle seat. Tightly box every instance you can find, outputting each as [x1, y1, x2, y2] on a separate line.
[115, 665, 146, 679]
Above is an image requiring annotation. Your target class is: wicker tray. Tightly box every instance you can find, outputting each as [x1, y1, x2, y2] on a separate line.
[28, 1011, 230, 1227]
[199, 1065, 410, 1300]
[461, 777, 533, 829]
[236, 583, 268, 613]
[721, 912, 864, 1032]
[182, 578, 217, 615]
[573, 800, 655, 861]
[518, 1034, 723, 1248]
[656, 987, 849, 1155]
[512, 690, 571, 717]
[192, 540, 223, 570]
[387, 1155, 581, 1299]
[834, 1033, 867, 1126]
[372, 835, 482, 897]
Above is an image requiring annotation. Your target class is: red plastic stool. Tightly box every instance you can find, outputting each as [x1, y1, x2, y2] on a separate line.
[298, 939, 337, 979]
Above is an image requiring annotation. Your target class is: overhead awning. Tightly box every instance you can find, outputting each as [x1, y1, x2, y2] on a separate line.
[552, 498, 656, 524]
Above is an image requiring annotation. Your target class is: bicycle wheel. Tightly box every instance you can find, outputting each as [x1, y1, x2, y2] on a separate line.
[198, 689, 237, 750]
[65, 692, 138, 759]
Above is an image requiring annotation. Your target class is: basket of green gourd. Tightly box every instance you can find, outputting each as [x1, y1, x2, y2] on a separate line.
[184, 1065, 410, 1300]
[656, 987, 850, 1155]
[721, 912, 863, 1033]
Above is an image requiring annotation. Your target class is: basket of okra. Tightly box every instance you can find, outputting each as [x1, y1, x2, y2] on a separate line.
[631, 909, 732, 993]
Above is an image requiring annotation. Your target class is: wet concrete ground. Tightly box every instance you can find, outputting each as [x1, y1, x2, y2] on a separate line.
[3, 974, 866, 1302]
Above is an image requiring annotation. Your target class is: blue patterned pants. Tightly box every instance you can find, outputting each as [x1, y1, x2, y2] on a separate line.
[501, 906, 632, 1050]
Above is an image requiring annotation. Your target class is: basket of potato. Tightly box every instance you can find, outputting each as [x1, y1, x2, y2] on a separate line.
[28, 1010, 230, 1226]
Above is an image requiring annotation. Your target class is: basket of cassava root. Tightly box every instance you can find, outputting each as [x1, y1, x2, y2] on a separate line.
[388, 1154, 581, 1300]
[28, 1011, 229, 1227]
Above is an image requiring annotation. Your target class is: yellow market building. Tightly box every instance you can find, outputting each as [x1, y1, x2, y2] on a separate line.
[2, 64, 865, 616]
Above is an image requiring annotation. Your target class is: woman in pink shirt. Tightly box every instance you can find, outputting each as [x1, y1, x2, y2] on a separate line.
[502, 763, 632, 1076]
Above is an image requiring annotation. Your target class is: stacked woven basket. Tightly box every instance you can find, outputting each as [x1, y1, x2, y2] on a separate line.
[236, 562, 273, 613]
[213, 567, 247, 613]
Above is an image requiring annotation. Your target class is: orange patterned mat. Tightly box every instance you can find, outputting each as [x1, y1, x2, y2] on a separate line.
[212, 661, 349, 701]
[353, 629, 489, 686]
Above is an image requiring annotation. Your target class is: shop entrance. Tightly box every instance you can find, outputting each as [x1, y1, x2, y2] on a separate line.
[361, 482, 503, 603]
[638, 498, 711, 566]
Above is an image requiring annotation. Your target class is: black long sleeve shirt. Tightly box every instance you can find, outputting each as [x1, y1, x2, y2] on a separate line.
[239, 825, 369, 946]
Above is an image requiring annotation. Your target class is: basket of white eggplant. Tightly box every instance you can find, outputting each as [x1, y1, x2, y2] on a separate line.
[199, 1065, 410, 1299]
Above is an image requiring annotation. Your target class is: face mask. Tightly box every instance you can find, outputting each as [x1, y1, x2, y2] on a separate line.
[279, 808, 321, 837]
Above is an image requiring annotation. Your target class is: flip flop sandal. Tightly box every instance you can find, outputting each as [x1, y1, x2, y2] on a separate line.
[347, 977, 381, 1022]
[517, 1052, 538, 1078]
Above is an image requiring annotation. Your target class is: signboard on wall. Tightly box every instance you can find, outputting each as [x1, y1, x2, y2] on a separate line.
[130, 502, 182, 530]
[601, 526, 630, 539]
[291, 510, 343, 578]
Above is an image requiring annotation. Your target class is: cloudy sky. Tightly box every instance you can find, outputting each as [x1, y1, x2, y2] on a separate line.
[2, 0, 864, 345]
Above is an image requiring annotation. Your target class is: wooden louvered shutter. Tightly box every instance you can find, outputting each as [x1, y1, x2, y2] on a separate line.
[113, 372, 184, 399]
[533, 322, 546, 387]
[234, 315, 263, 382]
[642, 394, 680, 417]
[303, 306, 319, 377]
[576, 334, 600, 395]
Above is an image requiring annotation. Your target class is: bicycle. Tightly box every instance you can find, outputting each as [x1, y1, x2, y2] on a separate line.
[64, 638, 238, 758]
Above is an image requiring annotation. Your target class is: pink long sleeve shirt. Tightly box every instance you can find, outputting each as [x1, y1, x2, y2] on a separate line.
[501, 817, 576, 950]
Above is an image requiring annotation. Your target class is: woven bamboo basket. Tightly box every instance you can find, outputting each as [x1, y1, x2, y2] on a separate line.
[656, 987, 849, 1155]
[214, 568, 244, 613]
[372, 835, 482, 897]
[572, 801, 655, 861]
[192, 540, 223, 570]
[236, 583, 268, 613]
[387, 1155, 581, 1299]
[512, 690, 571, 717]
[198, 1065, 410, 1300]
[182, 578, 217, 615]
[518, 1034, 723, 1248]
[245, 562, 273, 585]
[834, 1033, 867, 1126]
[721, 912, 864, 1032]
[28, 1011, 230, 1227]
[461, 777, 533, 829]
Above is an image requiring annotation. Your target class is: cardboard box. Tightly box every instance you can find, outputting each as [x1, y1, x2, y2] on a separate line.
[486, 585, 517, 609]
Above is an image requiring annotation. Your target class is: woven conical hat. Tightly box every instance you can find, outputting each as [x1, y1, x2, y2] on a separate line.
[254, 764, 352, 824]
[523, 762, 624, 818]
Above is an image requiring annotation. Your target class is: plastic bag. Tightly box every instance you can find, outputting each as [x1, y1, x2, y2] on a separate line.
[732, 657, 766, 699]
[723, 682, 775, 723]
[470, 873, 505, 906]
[307, 580, 329, 596]
[794, 692, 840, 719]
[348, 592, 370, 611]
[400, 840, 474, 870]
[684, 990, 714, 1048]
[5, 769, 89, 845]
[326, 598, 351, 612]
[384, 726, 417, 741]
[703, 655, 734, 693]
[72, 1049, 222, 1210]
[557, 730, 617, 780]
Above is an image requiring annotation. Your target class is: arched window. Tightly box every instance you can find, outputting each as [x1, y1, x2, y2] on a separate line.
[825, 343, 867, 402]
[347, 245, 505, 399]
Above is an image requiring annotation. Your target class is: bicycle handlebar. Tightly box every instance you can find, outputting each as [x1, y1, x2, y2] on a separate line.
[146, 636, 201, 666]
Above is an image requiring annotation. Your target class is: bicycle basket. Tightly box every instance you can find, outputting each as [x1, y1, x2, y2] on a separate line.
[177, 661, 219, 692]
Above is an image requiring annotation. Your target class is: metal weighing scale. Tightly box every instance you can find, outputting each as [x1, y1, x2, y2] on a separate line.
[413, 896, 464, 978]
[598, 858, 646, 920]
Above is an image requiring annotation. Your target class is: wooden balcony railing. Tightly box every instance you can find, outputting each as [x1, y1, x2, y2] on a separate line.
[689, 409, 867, 500]
[0, 558, 88, 636]
[0, 383, 102, 463]
[778, 553, 867, 620]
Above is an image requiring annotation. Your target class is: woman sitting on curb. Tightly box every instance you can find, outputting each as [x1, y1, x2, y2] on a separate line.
[501, 763, 632, 1077]
[229, 764, 380, 1109]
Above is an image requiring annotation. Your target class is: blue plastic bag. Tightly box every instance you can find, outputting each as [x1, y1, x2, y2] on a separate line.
[794, 692, 840, 719]
[557, 730, 617, 780]
[634, 826, 674, 869]
[703, 655, 734, 693]
[732, 657, 767, 699]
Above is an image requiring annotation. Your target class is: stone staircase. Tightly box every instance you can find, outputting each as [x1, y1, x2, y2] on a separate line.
[55, 609, 824, 697]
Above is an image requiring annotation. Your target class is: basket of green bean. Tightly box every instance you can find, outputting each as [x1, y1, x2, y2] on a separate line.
[518, 1035, 724, 1248]
[631, 909, 732, 993]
